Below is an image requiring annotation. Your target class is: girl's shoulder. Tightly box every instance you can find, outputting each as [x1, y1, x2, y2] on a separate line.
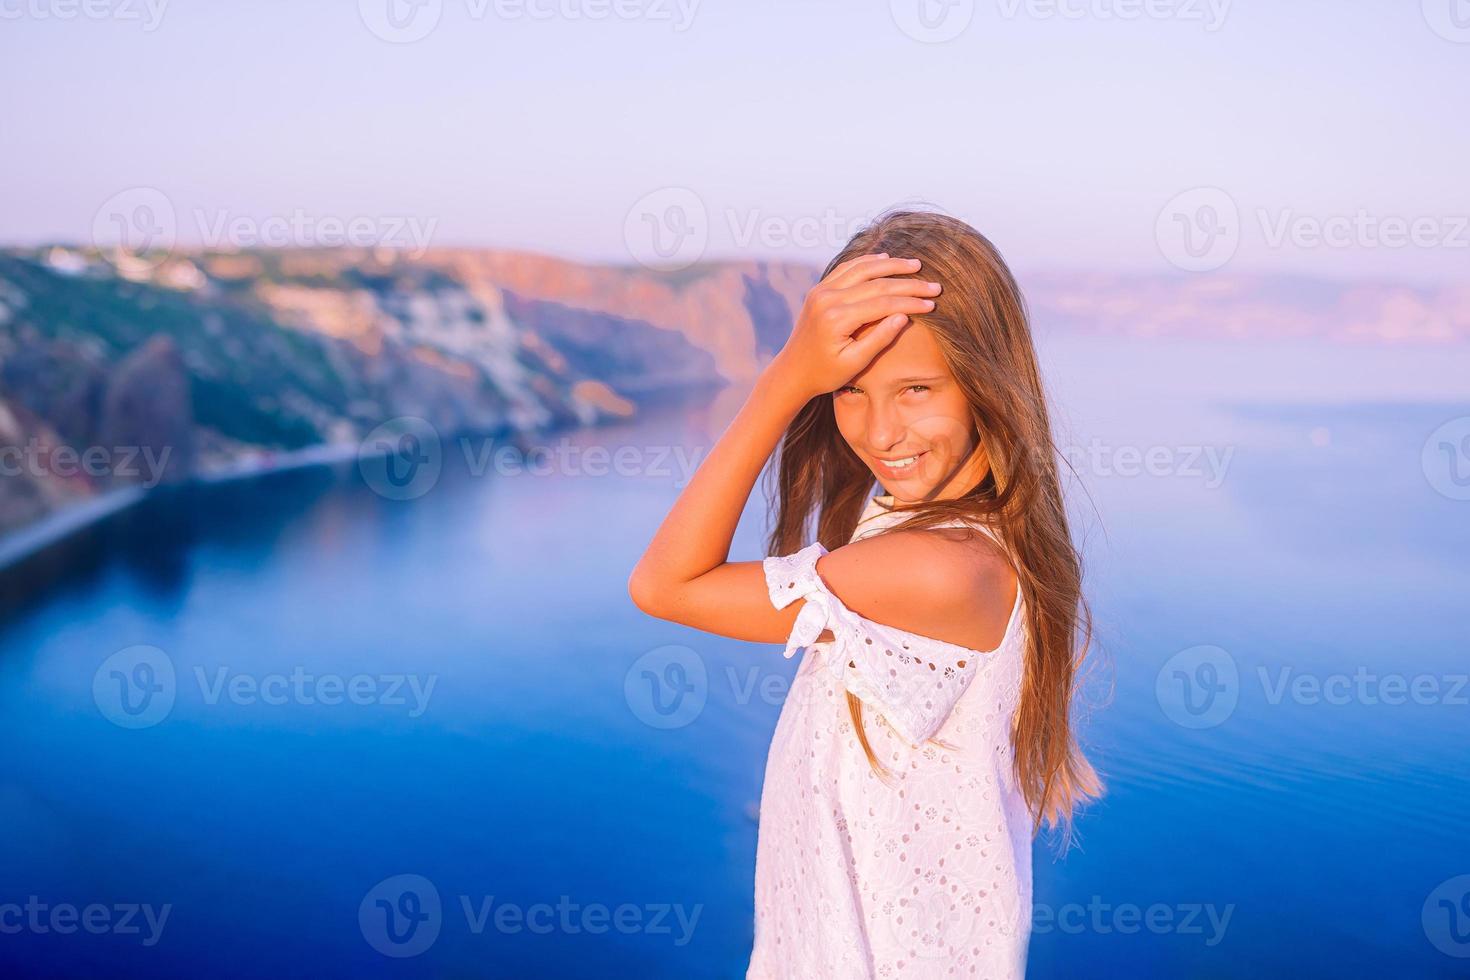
[816, 521, 1019, 655]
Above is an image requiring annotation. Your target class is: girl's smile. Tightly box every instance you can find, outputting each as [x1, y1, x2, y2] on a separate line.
[871, 449, 927, 479]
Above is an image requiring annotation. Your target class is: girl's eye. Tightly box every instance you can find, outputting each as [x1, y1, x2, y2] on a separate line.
[907, 384, 930, 394]
[835, 385, 860, 395]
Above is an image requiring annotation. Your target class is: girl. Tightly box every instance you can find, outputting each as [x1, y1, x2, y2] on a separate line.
[629, 209, 1100, 978]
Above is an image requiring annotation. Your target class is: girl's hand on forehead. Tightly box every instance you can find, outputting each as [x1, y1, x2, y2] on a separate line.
[769, 252, 942, 401]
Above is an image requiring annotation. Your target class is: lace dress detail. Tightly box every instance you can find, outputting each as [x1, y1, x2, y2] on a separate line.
[746, 494, 1032, 980]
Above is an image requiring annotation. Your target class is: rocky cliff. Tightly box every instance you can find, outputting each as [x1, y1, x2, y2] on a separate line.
[0, 246, 817, 542]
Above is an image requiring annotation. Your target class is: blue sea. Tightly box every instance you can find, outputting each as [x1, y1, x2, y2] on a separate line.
[1, 336, 1466, 978]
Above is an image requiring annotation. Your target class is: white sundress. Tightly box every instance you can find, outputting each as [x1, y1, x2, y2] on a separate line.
[746, 492, 1033, 980]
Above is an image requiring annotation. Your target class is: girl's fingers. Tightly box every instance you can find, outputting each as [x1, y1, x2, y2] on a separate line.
[836, 276, 942, 305]
[826, 251, 889, 281]
[830, 294, 937, 331]
[843, 312, 910, 364]
[828, 255, 922, 290]
[828, 255, 915, 289]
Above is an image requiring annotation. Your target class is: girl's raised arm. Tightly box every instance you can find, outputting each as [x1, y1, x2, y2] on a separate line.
[627, 253, 942, 644]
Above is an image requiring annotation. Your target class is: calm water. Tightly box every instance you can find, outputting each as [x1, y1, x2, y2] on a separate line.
[1, 337, 1466, 979]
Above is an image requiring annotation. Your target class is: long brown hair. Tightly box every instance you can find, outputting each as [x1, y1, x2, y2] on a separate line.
[764, 208, 1102, 842]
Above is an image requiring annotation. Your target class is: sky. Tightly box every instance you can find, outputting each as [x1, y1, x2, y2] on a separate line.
[3, 0, 1468, 283]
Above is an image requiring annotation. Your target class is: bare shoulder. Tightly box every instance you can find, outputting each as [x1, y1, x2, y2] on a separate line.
[813, 525, 1018, 652]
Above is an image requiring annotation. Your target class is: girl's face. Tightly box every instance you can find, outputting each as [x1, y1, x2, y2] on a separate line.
[831, 321, 990, 504]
